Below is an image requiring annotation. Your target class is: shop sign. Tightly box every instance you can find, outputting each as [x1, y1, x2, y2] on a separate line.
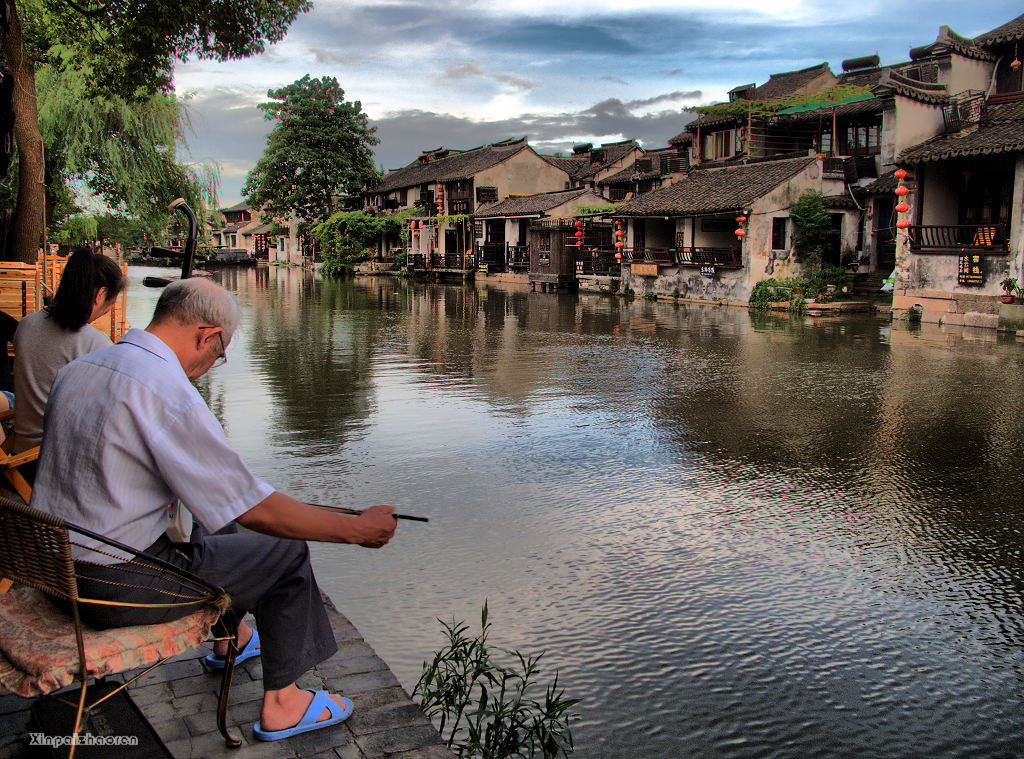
[957, 253, 983, 286]
[631, 263, 658, 277]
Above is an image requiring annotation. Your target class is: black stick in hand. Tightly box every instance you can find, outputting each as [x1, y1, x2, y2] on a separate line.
[307, 503, 429, 523]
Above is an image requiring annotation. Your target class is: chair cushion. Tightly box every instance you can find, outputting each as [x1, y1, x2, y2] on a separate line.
[0, 584, 221, 698]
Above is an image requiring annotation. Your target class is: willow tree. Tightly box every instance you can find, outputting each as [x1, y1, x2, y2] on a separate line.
[34, 49, 217, 236]
[0, 0, 310, 261]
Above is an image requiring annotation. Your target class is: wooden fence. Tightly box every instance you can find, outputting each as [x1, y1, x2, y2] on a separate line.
[0, 256, 129, 341]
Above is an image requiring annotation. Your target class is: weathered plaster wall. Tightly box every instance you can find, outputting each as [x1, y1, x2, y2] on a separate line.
[1011, 156, 1024, 281]
[892, 98, 945, 161]
[475, 150, 571, 201]
[944, 55, 993, 96]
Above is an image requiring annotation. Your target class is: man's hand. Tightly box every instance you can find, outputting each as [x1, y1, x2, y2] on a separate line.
[238, 493, 399, 546]
[352, 505, 397, 548]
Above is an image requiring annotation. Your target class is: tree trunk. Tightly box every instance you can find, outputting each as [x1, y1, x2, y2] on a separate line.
[1, 2, 44, 263]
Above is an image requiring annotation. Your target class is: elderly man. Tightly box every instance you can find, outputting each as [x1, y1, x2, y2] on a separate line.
[30, 277, 397, 741]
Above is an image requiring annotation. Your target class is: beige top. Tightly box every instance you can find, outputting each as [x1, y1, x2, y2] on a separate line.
[12, 310, 111, 452]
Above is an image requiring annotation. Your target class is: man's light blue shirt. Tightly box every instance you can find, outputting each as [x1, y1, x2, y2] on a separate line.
[30, 328, 273, 562]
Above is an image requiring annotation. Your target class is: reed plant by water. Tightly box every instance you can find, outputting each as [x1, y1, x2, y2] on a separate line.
[414, 603, 579, 759]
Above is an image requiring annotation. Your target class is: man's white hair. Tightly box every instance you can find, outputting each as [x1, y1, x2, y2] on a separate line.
[152, 278, 240, 340]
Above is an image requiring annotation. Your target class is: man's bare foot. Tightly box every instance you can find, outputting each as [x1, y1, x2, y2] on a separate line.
[259, 684, 348, 732]
[213, 620, 257, 658]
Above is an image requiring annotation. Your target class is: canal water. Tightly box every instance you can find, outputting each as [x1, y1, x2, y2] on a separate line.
[128, 266, 1024, 758]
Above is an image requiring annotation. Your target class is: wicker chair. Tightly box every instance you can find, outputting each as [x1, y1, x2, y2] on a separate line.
[0, 496, 244, 757]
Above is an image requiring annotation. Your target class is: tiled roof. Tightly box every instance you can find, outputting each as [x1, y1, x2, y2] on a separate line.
[542, 155, 586, 175]
[688, 111, 742, 131]
[371, 139, 535, 193]
[821, 193, 859, 210]
[753, 63, 834, 100]
[974, 13, 1024, 47]
[774, 95, 884, 123]
[248, 223, 275, 235]
[598, 148, 680, 185]
[871, 69, 948, 104]
[614, 156, 815, 216]
[575, 140, 641, 180]
[898, 101, 1024, 164]
[473, 189, 592, 218]
[220, 201, 250, 213]
[688, 64, 836, 132]
[925, 26, 996, 61]
[668, 131, 693, 146]
[862, 170, 898, 195]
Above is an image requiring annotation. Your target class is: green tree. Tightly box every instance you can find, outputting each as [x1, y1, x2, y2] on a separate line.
[789, 190, 835, 267]
[0, 0, 310, 261]
[243, 75, 380, 225]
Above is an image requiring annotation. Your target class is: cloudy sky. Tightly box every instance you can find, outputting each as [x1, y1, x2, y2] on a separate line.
[174, 0, 1023, 205]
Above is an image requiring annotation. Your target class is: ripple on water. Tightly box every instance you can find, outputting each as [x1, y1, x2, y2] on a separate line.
[126, 271, 1024, 759]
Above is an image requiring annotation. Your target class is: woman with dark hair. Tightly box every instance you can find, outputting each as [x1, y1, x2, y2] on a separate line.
[12, 246, 127, 453]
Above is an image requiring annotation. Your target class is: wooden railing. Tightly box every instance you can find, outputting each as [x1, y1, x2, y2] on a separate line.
[479, 242, 505, 266]
[507, 244, 530, 270]
[429, 253, 469, 269]
[909, 223, 1008, 253]
[575, 249, 620, 275]
[678, 247, 743, 269]
[630, 248, 677, 265]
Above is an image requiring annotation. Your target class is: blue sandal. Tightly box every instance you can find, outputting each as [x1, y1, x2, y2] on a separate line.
[253, 689, 354, 741]
[205, 628, 260, 669]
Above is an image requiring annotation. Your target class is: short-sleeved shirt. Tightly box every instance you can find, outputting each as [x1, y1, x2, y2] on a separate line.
[13, 310, 112, 452]
[30, 328, 273, 562]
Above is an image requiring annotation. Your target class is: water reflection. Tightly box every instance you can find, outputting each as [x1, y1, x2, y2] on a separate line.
[124, 267, 1024, 758]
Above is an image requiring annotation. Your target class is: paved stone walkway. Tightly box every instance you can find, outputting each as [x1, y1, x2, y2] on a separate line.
[0, 594, 455, 759]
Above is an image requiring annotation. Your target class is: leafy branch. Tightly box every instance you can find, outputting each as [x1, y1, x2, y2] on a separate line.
[414, 603, 579, 759]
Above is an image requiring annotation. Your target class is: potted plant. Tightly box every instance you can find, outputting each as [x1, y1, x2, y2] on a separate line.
[1000, 276, 1018, 304]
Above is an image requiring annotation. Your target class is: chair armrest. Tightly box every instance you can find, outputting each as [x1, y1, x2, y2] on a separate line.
[2, 446, 39, 468]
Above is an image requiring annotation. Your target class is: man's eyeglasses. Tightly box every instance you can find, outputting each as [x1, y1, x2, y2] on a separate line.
[212, 332, 227, 369]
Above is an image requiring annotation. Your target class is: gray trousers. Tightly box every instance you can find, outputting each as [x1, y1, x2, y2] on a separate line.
[74, 529, 338, 690]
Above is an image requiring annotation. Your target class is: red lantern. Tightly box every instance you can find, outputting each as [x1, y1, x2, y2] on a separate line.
[615, 230, 624, 237]
[576, 241, 583, 248]
[894, 186, 909, 196]
[894, 168, 908, 180]
[736, 215, 747, 224]
[615, 241, 624, 249]
[614, 252, 622, 260]
[735, 228, 746, 237]
[1012, 59, 1022, 70]
[896, 219, 910, 230]
[895, 202, 909, 213]
[575, 230, 583, 238]
[575, 220, 583, 228]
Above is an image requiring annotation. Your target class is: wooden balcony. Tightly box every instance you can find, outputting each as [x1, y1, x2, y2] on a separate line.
[575, 248, 620, 275]
[508, 244, 529, 271]
[678, 247, 743, 268]
[449, 198, 472, 215]
[909, 223, 1008, 254]
[631, 248, 677, 265]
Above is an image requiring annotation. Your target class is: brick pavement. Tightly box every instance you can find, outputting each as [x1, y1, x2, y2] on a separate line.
[0, 594, 455, 759]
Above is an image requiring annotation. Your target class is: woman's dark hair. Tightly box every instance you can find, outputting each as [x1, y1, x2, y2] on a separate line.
[47, 246, 127, 331]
